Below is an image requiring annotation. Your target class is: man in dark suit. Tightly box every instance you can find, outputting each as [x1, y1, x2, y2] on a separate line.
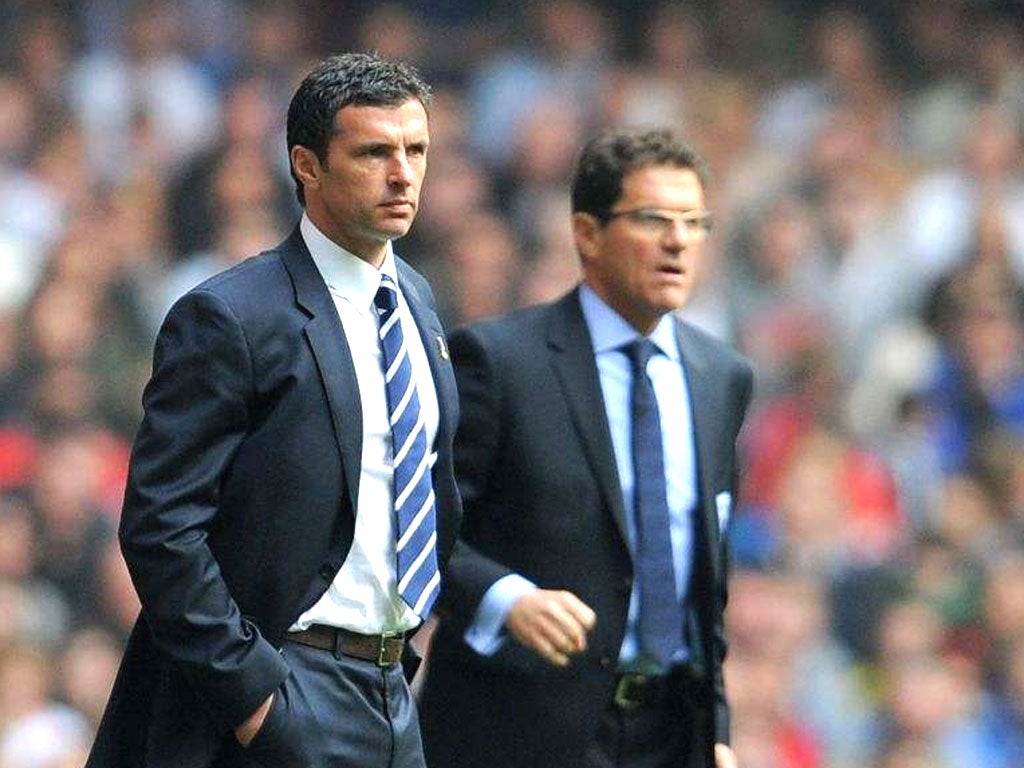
[420, 128, 752, 768]
[86, 53, 461, 768]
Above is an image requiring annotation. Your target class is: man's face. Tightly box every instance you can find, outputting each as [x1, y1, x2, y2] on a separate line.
[294, 98, 429, 265]
[574, 165, 709, 334]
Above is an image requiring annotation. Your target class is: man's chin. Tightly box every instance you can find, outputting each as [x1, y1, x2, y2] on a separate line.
[375, 220, 415, 242]
[652, 289, 691, 315]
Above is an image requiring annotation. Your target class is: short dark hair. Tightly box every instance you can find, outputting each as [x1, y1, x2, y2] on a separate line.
[286, 52, 432, 205]
[570, 128, 709, 220]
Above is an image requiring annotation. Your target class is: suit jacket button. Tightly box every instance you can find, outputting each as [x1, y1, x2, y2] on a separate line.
[600, 656, 612, 669]
[319, 564, 334, 581]
[620, 577, 632, 595]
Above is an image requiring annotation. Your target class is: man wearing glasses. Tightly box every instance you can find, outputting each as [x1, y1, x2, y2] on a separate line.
[420, 127, 752, 768]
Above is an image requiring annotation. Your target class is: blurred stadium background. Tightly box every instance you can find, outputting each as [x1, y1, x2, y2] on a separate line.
[1, 1, 1024, 766]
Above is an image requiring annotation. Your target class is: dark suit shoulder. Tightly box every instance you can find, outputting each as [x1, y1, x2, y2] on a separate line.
[187, 249, 289, 305]
[161, 246, 300, 342]
[676, 317, 753, 379]
[453, 300, 558, 351]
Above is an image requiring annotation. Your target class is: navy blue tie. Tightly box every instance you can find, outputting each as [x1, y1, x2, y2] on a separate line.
[375, 275, 440, 618]
[624, 339, 683, 668]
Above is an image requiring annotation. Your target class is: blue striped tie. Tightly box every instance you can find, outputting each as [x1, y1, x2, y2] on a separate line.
[374, 275, 440, 618]
[624, 339, 683, 668]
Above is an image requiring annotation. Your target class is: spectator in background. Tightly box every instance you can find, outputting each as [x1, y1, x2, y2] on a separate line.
[0, 643, 92, 768]
[167, 72, 294, 261]
[984, 552, 1024, 658]
[467, 0, 610, 170]
[516, 201, 581, 308]
[0, 114, 92, 266]
[902, 104, 1024, 289]
[756, 9, 895, 162]
[26, 429, 115, 624]
[433, 211, 521, 324]
[898, 0, 977, 166]
[6, 9, 73, 116]
[725, 650, 822, 768]
[922, 257, 1024, 474]
[974, 15, 1024, 128]
[67, 0, 220, 180]
[0, 498, 70, 652]
[602, 6, 709, 131]
[57, 627, 123, 731]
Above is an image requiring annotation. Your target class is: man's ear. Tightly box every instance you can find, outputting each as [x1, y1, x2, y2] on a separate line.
[290, 146, 322, 195]
[572, 212, 601, 265]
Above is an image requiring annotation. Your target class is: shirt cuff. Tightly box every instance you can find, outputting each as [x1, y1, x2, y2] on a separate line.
[463, 573, 537, 656]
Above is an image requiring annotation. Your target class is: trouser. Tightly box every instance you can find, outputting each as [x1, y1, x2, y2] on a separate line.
[225, 638, 426, 768]
[584, 671, 710, 768]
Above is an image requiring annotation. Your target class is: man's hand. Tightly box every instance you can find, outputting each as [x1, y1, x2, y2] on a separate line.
[715, 743, 739, 768]
[234, 693, 275, 747]
[505, 589, 597, 667]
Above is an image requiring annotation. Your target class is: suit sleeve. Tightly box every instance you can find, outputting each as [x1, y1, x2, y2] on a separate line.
[713, 358, 755, 744]
[436, 325, 521, 634]
[118, 289, 288, 732]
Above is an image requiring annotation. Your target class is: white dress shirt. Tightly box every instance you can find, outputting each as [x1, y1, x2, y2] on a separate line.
[290, 214, 439, 634]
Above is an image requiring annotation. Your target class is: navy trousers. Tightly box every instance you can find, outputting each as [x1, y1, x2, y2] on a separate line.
[584, 682, 709, 768]
[221, 639, 426, 768]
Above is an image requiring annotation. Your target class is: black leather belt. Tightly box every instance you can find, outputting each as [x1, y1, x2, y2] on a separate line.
[613, 663, 704, 711]
[288, 624, 405, 666]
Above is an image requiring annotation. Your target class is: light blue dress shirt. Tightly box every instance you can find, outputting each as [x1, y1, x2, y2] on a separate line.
[464, 286, 699, 666]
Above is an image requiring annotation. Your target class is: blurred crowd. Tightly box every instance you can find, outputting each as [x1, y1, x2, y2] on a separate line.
[1, 0, 1023, 766]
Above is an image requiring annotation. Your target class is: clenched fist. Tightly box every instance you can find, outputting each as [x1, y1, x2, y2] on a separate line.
[505, 589, 597, 667]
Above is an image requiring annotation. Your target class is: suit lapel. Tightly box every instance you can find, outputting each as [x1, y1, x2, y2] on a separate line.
[547, 290, 631, 550]
[280, 228, 363, 516]
[395, 260, 458, 443]
[675, 319, 727, 582]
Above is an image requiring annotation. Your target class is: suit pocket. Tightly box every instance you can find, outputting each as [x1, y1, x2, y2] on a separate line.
[245, 689, 285, 751]
[245, 680, 305, 766]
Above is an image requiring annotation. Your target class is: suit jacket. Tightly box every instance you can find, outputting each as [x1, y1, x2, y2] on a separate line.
[420, 288, 752, 768]
[86, 228, 461, 768]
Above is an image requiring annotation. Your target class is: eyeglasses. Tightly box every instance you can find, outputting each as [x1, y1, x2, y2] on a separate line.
[604, 208, 714, 237]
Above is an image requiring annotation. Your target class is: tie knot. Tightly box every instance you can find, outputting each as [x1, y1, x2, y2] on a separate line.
[375, 275, 399, 314]
[623, 338, 658, 374]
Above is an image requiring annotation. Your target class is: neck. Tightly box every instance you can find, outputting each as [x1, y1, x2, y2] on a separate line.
[584, 281, 660, 336]
[304, 208, 387, 268]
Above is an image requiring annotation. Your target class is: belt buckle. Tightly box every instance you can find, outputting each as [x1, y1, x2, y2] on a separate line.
[613, 674, 646, 711]
[377, 633, 403, 667]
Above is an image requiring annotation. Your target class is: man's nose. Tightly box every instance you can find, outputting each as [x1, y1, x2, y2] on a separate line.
[389, 153, 414, 186]
[661, 220, 689, 251]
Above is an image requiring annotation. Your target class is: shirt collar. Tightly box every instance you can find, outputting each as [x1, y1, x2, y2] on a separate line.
[300, 213, 398, 313]
[578, 283, 680, 361]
